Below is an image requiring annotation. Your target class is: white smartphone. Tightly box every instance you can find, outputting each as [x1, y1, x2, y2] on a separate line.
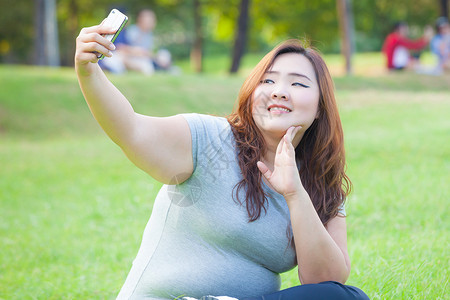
[97, 9, 128, 60]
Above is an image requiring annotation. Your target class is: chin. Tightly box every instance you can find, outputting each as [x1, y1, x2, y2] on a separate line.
[254, 113, 302, 135]
[260, 123, 291, 136]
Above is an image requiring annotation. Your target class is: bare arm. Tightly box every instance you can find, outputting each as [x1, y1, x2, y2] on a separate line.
[257, 126, 350, 284]
[284, 196, 350, 284]
[74, 24, 193, 184]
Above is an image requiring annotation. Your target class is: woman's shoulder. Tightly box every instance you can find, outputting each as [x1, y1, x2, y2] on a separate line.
[179, 113, 234, 146]
[180, 112, 227, 122]
[179, 113, 236, 173]
[179, 113, 230, 133]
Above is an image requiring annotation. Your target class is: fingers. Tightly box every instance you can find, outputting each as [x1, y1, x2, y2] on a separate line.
[273, 126, 302, 165]
[292, 125, 302, 139]
[257, 161, 272, 179]
[285, 126, 302, 143]
[76, 52, 101, 64]
[77, 32, 116, 51]
[88, 41, 113, 55]
[75, 40, 112, 63]
[80, 23, 116, 35]
[274, 127, 297, 159]
[281, 136, 295, 159]
[75, 27, 116, 65]
[271, 126, 301, 155]
[281, 126, 302, 156]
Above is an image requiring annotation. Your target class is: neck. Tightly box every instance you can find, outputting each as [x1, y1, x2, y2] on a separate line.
[261, 137, 278, 170]
[260, 130, 303, 170]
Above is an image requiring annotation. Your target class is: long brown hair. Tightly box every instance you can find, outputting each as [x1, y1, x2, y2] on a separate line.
[227, 39, 351, 225]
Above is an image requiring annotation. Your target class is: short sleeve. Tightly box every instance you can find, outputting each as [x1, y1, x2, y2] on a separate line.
[179, 113, 234, 174]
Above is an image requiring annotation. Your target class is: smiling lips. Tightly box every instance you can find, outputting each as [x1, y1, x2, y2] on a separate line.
[268, 104, 292, 113]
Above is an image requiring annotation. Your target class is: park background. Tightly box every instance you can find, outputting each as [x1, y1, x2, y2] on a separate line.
[0, 0, 449, 299]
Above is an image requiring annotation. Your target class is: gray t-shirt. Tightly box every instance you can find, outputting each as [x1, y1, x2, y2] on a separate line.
[117, 113, 343, 299]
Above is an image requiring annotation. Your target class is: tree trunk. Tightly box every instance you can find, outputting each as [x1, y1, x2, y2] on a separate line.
[440, 0, 448, 17]
[230, 0, 250, 74]
[34, 0, 60, 66]
[65, 0, 79, 66]
[336, 0, 354, 75]
[34, 0, 45, 65]
[191, 0, 203, 73]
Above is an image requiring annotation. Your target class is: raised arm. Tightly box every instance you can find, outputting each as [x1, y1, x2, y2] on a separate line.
[74, 24, 193, 184]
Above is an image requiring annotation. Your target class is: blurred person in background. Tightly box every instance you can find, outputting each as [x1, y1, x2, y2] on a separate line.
[101, 9, 175, 75]
[430, 17, 450, 74]
[382, 21, 433, 71]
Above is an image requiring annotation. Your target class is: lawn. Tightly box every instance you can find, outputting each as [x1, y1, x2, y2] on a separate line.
[0, 54, 449, 299]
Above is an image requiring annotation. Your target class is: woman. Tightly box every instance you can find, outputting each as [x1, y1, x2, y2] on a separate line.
[75, 22, 369, 300]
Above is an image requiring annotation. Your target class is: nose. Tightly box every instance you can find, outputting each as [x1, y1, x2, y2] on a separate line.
[271, 89, 288, 101]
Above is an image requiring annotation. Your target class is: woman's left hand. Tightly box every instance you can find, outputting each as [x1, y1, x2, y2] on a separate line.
[257, 126, 306, 200]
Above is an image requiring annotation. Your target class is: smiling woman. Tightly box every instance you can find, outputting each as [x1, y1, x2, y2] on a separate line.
[228, 42, 350, 230]
[75, 24, 369, 300]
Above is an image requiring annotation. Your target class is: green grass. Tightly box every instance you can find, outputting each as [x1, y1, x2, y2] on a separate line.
[0, 53, 449, 299]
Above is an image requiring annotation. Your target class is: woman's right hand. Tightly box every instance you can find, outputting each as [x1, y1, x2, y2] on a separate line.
[74, 23, 117, 77]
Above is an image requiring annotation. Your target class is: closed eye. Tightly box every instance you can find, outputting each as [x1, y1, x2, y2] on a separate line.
[292, 82, 310, 88]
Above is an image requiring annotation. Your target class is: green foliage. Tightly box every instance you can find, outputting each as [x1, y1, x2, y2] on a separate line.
[0, 0, 443, 65]
[250, 0, 339, 51]
[0, 0, 34, 63]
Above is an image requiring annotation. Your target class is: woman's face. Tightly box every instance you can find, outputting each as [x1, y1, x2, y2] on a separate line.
[252, 52, 320, 141]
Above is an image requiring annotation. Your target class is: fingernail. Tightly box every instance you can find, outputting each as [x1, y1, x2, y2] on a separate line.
[110, 43, 116, 50]
[107, 51, 113, 57]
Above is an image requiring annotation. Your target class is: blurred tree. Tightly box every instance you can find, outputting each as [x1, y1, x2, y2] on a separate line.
[190, 0, 203, 72]
[34, 0, 60, 66]
[440, 0, 448, 17]
[250, 0, 339, 52]
[230, 0, 250, 73]
[0, 0, 34, 63]
[336, 0, 355, 75]
[202, 0, 239, 48]
[58, 0, 80, 66]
